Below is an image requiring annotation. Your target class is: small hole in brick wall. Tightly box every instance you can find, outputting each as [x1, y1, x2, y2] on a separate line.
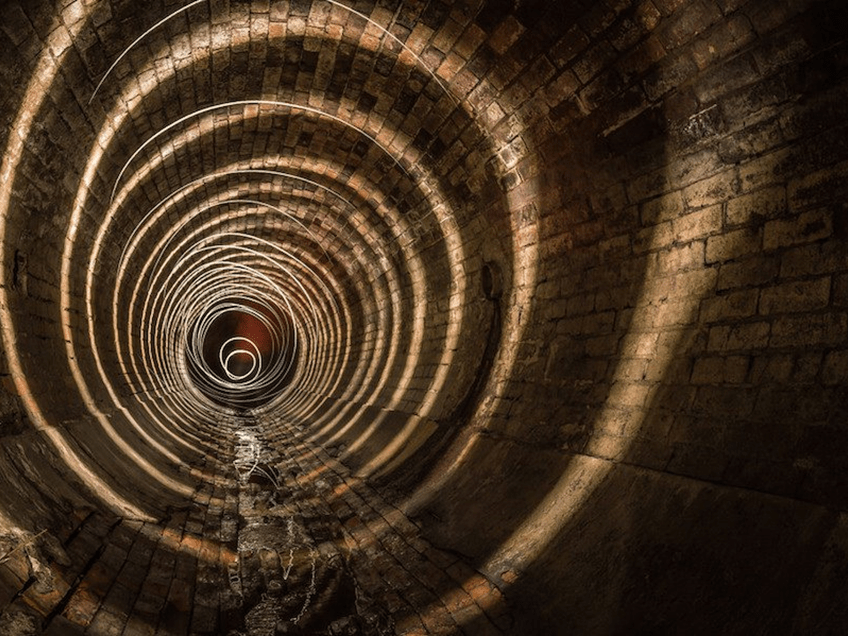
[833, 204, 848, 241]
[482, 261, 502, 300]
[12, 250, 26, 295]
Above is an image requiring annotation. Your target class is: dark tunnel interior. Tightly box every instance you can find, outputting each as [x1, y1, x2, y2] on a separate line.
[0, 0, 848, 634]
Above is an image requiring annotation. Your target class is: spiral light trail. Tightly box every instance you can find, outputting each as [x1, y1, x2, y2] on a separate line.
[0, 0, 534, 629]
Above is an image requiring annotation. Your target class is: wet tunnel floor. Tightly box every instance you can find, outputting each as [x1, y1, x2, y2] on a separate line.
[0, 419, 511, 635]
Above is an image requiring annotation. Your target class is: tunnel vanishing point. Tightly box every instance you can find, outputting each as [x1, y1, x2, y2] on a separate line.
[0, 0, 847, 634]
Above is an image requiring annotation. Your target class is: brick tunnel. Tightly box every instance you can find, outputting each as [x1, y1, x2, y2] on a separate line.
[0, 0, 847, 634]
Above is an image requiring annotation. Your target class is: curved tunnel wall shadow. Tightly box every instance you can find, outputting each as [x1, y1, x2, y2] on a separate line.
[424, 1, 848, 634]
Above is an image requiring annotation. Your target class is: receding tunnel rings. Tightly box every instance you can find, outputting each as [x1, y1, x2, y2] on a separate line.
[221, 344, 258, 382]
[184, 297, 295, 407]
[146, 241, 303, 411]
[0, 0, 537, 554]
[73, 1, 480, 436]
[0, 1, 550, 630]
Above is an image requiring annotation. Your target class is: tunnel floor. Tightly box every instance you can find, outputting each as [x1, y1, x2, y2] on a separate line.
[0, 424, 511, 636]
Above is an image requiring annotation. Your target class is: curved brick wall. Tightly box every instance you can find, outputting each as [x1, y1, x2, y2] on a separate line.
[0, 0, 846, 633]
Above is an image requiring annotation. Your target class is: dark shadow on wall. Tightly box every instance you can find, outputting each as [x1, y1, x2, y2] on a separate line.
[468, 1, 848, 634]
[498, 449, 838, 635]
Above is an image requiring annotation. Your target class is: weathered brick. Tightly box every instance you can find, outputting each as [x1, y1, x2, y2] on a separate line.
[691, 13, 755, 69]
[690, 354, 737, 384]
[550, 24, 591, 68]
[717, 256, 779, 291]
[788, 161, 848, 211]
[618, 34, 666, 82]
[748, 354, 794, 384]
[719, 118, 786, 164]
[793, 351, 824, 384]
[653, 0, 688, 17]
[693, 53, 760, 104]
[770, 313, 848, 348]
[834, 273, 848, 307]
[634, 221, 674, 252]
[700, 289, 759, 323]
[544, 69, 581, 106]
[693, 385, 756, 416]
[759, 278, 831, 315]
[682, 168, 740, 209]
[726, 187, 787, 226]
[822, 350, 848, 385]
[652, 268, 718, 300]
[739, 148, 793, 192]
[763, 209, 833, 250]
[487, 15, 524, 55]
[656, 0, 722, 50]
[708, 321, 771, 351]
[672, 204, 722, 242]
[643, 49, 699, 101]
[573, 41, 618, 84]
[705, 227, 762, 264]
[747, 0, 808, 35]
[1, 4, 848, 635]
[652, 241, 706, 273]
[641, 190, 685, 225]
[779, 242, 848, 279]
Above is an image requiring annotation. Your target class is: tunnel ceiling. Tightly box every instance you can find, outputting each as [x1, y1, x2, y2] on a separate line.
[2, 0, 848, 633]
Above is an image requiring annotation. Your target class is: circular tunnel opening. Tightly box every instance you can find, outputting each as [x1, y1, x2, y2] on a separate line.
[186, 298, 297, 409]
